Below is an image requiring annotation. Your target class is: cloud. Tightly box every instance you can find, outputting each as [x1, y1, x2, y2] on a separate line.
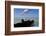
[20, 9, 28, 15]
[23, 9, 28, 12]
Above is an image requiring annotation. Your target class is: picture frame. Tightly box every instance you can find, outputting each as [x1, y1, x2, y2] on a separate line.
[5, 1, 45, 35]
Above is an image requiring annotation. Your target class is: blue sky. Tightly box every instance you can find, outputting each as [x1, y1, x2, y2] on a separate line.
[14, 8, 39, 20]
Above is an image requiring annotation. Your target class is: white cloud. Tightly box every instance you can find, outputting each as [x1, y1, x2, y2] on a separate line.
[20, 9, 28, 15]
[23, 9, 28, 12]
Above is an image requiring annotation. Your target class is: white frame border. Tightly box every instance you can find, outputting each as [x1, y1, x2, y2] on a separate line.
[11, 5, 42, 31]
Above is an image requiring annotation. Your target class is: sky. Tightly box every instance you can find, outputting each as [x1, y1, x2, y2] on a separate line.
[14, 8, 39, 26]
[14, 8, 39, 20]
